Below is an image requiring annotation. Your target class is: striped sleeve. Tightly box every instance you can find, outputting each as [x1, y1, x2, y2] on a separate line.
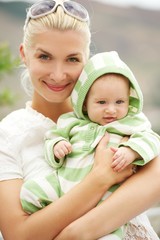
[119, 113, 160, 165]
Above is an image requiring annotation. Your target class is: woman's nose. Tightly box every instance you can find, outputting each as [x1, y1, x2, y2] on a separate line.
[50, 64, 66, 83]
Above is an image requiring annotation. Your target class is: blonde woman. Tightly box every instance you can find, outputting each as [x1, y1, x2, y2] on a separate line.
[0, 1, 159, 239]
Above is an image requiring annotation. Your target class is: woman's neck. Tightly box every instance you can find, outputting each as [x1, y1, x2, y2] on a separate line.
[31, 94, 73, 123]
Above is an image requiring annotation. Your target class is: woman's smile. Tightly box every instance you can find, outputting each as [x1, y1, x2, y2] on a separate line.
[43, 81, 72, 92]
[24, 29, 87, 104]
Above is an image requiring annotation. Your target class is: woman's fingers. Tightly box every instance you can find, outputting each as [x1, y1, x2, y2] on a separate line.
[96, 133, 110, 149]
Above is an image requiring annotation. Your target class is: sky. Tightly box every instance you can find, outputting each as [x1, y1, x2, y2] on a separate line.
[97, 0, 160, 10]
[1, 0, 160, 11]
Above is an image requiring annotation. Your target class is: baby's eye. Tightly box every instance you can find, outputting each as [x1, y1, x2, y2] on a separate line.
[116, 100, 124, 104]
[98, 101, 106, 104]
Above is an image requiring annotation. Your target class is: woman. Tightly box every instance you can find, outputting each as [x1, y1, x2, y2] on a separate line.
[0, 1, 159, 239]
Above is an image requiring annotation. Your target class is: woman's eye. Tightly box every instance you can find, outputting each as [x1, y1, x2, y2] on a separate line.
[68, 57, 79, 62]
[39, 54, 49, 60]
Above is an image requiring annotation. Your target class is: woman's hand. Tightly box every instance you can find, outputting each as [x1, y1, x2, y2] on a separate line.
[92, 133, 133, 189]
[55, 155, 160, 240]
[54, 134, 134, 240]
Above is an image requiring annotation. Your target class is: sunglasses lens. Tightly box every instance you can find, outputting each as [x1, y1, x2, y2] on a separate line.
[64, 1, 88, 20]
[31, 1, 56, 16]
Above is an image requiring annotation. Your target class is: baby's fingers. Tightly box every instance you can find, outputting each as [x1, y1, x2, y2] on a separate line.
[54, 149, 65, 159]
[114, 161, 127, 172]
[64, 142, 72, 153]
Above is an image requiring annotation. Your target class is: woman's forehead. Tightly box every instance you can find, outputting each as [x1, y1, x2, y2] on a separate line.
[31, 29, 86, 52]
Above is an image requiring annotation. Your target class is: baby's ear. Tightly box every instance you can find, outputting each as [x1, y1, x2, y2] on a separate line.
[82, 101, 87, 112]
[83, 105, 87, 111]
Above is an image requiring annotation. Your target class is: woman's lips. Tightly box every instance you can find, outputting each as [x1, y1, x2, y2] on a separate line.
[44, 82, 70, 92]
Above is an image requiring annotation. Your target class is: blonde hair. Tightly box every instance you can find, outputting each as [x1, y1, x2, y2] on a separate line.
[21, 6, 91, 96]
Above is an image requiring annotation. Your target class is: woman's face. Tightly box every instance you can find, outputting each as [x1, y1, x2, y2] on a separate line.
[20, 29, 87, 103]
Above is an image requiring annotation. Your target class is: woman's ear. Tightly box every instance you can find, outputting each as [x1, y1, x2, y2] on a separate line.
[19, 44, 27, 65]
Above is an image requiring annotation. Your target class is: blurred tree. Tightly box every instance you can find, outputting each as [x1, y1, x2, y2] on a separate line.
[0, 43, 20, 106]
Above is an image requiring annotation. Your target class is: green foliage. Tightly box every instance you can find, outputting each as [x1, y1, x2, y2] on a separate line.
[0, 43, 20, 106]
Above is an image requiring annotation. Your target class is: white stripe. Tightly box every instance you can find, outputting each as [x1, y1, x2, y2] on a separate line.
[71, 89, 78, 105]
[92, 54, 106, 69]
[106, 121, 148, 135]
[58, 116, 76, 128]
[129, 138, 154, 158]
[130, 88, 138, 98]
[65, 153, 94, 168]
[79, 70, 88, 86]
[59, 176, 79, 194]
[101, 191, 112, 201]
[91, 134, 104, 148]
[72, 141, 87, 148]
[20, 187, 42, 208]
[70, 124, 89, 134]
[150, 135, 160, 152]
[34, 177, 59, 200]
[109, 134, 122, 144]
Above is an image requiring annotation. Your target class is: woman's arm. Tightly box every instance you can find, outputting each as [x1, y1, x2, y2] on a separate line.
[0, 135, 132, 240]
[55, 155, 160, 240]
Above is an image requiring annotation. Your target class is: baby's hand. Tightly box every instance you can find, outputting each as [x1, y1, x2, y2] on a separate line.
[110, 146, 139, 172]
[54, 140, 72, 159]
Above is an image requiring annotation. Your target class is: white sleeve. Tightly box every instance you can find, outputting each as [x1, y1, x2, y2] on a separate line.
[0, 127, 23, 181]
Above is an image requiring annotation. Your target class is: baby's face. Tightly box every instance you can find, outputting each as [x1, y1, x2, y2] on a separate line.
[84, 74, 130, 125]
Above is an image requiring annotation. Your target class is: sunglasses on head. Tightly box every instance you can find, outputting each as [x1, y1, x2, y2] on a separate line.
[24, 0, 89, 30]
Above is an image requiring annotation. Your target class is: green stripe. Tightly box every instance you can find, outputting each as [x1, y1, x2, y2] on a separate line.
[58, 164, 92, 182]
[24, 179, 49, 199]
[21, 199, 41, 213]
[112, 226, 124, 238]
[46, 174, 60, 197]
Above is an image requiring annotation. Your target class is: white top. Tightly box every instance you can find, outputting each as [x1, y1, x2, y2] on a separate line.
[0, 102, 55, 181]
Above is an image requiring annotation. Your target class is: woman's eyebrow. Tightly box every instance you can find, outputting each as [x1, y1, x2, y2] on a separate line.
[36, 48, 52, 56]
[67, 52, 82, 58]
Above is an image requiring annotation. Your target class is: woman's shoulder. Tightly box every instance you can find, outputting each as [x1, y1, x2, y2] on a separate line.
[0, 102, 54, 137]
[0, 108, 28, 131]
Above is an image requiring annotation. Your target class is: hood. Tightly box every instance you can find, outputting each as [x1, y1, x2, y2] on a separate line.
[71, 51, 143, 119]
